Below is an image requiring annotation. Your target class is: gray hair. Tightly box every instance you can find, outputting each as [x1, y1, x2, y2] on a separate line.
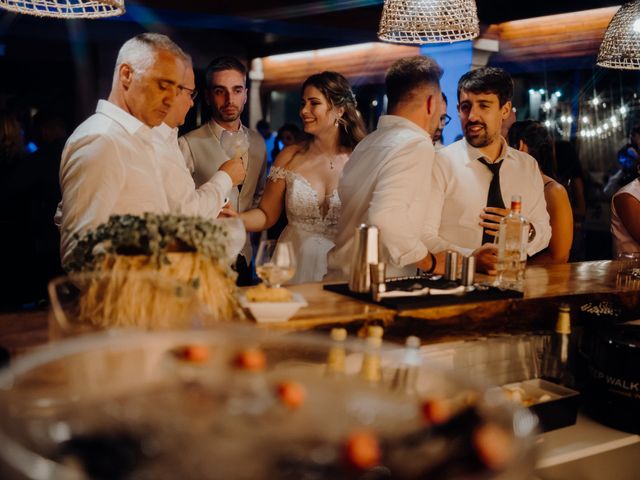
[112, 33, 189, 87]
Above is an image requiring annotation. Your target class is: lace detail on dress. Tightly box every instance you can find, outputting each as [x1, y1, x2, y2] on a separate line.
[284, 171, 340, 237]
[268, 166, 289, 182]
[268, 168, 340, 283]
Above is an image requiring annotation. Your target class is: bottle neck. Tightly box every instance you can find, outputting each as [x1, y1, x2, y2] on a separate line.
[510, 201, 522, 214]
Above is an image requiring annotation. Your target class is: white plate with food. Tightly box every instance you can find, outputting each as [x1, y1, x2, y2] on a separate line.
[239, 284, 308, 323]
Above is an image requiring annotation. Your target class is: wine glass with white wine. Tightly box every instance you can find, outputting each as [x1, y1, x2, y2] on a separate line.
[220, 129, 249, 169]
[255, 240, 296, 288]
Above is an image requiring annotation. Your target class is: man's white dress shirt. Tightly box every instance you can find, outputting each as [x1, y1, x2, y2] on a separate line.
[423, 137, 551, 257]
[152, 123, 232, 219]
[59, 100, 170, 265]
[328, 115, 435, 279]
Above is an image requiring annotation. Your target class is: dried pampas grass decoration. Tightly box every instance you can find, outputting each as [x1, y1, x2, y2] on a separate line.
[60, 214, 245, 330]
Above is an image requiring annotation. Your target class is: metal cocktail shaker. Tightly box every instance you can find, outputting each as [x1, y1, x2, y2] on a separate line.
[349, 224, 380, 293]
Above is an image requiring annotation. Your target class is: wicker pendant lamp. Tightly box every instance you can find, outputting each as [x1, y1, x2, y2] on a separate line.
[597, 1, 640, 70]
[378, 0, 479, 44]
[0, 0, 125, 18]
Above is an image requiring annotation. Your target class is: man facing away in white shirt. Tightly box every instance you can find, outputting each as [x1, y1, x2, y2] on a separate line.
[328, 56, 447, 279]
[423, 67, 551, 274]
[152, 57, 246, 219]
[59, 33, 192, 266]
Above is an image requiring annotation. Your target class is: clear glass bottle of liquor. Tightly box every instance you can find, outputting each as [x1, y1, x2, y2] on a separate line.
[495, 195, 529, 291]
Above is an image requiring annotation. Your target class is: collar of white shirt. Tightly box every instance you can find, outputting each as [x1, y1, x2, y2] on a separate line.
[376, 114, 432, 140]
[153, 122, 178, 143]
[462, 136, 509, 165]
[208, 119, 245, 142]
[96, 99, 151, 137]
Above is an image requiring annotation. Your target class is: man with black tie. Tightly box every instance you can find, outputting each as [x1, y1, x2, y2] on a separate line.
[423, 67, 550, 274]
[179, 56, 267, 284]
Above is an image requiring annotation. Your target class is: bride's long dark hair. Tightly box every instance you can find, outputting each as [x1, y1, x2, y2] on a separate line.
[301, 71, 367, 150]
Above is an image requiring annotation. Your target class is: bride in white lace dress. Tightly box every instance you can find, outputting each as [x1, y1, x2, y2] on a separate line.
[237, 72, 366, 283]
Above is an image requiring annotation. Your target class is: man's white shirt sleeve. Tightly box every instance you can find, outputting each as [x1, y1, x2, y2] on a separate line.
[422, 158, 475, 257]
[158, 127, 232, 219]
[368, 140, 433, 268]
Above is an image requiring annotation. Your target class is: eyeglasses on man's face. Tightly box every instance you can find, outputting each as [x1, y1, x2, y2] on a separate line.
[440, 114, 452, 126]
[179, 85, 198, 100]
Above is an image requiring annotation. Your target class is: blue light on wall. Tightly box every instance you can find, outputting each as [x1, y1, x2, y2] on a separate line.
[420, 41, 473, 145]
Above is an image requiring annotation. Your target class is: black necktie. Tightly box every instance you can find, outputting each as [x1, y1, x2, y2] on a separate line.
[478, 157, 505, 245]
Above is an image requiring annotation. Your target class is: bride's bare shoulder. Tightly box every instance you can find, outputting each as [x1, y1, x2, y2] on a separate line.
[273, 144, 306, 169]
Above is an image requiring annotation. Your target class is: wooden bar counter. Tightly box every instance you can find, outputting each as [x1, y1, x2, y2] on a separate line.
[1, 260, 638, 357]
[277, 260, 640, 341]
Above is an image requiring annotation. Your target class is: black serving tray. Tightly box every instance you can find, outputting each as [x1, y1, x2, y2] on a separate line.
[498, 379, 581, 432]
[323, 277, 523, 310]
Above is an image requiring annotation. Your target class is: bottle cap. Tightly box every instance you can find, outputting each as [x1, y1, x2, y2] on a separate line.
[510, 195, 522, 213]
[405, 336, 420, 348]
[368, 325, 384, 339]
[331, 328, 347, 342]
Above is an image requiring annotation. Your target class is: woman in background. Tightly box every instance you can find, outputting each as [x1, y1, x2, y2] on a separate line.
[508, 120, 573, 264]
[271, 123, 302, 164]
[235, 71, 366, 283]
[611, 167, 640, 256]
[555, 140, 586, 261]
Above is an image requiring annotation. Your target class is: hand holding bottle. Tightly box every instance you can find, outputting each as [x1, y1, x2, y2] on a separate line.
[479, 206, 510, 237]
[495, 196, 529, 291]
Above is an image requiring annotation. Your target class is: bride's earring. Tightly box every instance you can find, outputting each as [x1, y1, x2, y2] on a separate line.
[334, 117, 340, 128]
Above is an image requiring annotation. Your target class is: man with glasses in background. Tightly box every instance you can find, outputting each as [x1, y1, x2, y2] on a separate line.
[433, 93, 450, 150]
[179, 56, 267, 285]
[153, 57, 245, 218]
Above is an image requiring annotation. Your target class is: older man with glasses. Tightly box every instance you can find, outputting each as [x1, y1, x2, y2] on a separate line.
[152, 57, 245, 219]
[60, 33, 188, 265]
[59, 34, 246, 267]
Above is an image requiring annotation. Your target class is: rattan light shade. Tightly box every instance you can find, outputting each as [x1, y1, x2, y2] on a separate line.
[378, 0, 479, 44]
[597, 1, 640, 70]
[0, 0, 124, 18]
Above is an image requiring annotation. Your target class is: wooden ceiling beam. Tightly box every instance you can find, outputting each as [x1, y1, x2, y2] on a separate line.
[262, 43, 418, 90]
[490, 7, 618, 63]
[261, 7, 622, 90]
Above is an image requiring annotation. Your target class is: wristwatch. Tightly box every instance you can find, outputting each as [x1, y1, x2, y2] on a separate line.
[528, 224, 536, 242]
